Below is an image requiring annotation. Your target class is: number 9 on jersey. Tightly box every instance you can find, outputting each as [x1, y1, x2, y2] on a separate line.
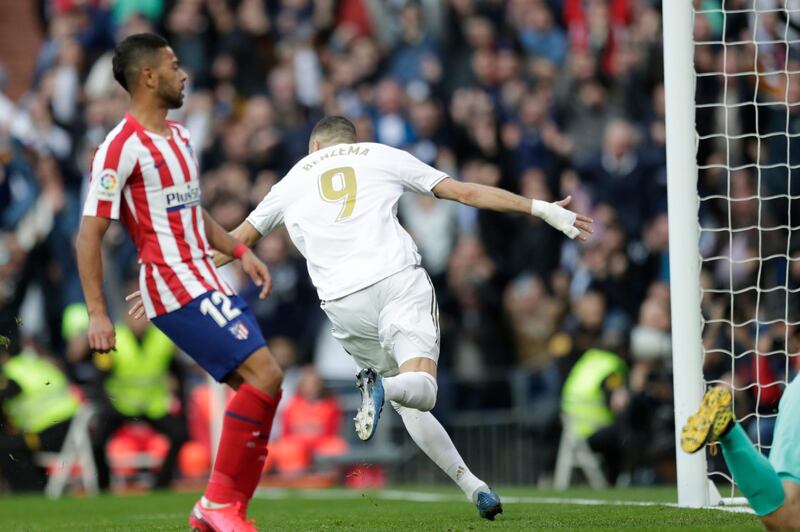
[319, 166, 357, 222]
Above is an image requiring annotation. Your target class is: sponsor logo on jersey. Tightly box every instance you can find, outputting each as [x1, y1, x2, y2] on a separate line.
[164, 180, 201, 212]
[96, 169, 118, 200]
[228, 320, 250, 340]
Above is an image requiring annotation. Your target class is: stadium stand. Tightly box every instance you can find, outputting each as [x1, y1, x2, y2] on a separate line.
[0, 0, 774, 493]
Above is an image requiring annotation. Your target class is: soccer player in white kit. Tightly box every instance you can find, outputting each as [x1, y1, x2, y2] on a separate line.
[131, 116, 593, 519]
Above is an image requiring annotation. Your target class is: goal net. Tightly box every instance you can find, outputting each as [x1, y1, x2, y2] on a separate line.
[665, 0, 800, 507]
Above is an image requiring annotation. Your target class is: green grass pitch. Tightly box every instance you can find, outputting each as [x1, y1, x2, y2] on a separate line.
[0, 486, 761, 531]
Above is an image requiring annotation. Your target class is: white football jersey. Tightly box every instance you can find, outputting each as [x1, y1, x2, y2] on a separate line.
[246, 142, 448, 301]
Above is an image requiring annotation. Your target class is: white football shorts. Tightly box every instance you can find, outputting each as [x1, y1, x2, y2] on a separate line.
[320, 265, 440, 377]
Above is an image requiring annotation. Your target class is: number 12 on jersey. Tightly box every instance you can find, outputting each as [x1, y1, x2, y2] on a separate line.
[319, 167, 357, 222]
[200, 291, 242, 327]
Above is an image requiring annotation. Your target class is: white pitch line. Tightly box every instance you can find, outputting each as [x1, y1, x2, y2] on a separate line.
[255, 488, 754, 514]
[127, 512, 185, 520]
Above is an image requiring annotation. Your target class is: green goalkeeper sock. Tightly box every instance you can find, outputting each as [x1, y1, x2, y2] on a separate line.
[719, 423, 785, 516]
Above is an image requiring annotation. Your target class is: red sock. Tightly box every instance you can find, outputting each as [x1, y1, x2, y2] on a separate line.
[204, 383, 278, 506]
[241, 389, 282, 502]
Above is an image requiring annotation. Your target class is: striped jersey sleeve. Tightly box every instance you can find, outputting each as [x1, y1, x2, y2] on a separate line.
[83, 121, 137, 220]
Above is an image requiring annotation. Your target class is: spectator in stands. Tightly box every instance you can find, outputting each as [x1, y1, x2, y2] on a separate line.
[372, 78, 414, 148]
[504, 274, 560, 375]
[0, 0, 747, 487]
[506, 92, 561, 179]
[440, 236, 514, 408]
[66, 300, 188, 490]
[578, 120, 660, 238]
[563, 0, 632, 76]
[269, 366, 347, 475]
[559, 290, 608, 366]
[556, 61, 618, 166]
[514, 1, 568, 66]
[243, 230, 320, 363]
[561, 346, 629, 484]
[625, 290, 675, 482]
[508, 167, 563, 278]
[0, 335, 79, 492]
[387, 1, 441, 85]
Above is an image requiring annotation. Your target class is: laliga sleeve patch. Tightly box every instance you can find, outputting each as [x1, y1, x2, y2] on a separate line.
[96, 169, 119, 200]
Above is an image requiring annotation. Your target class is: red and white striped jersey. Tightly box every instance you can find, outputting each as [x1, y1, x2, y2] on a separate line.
[83, 113, 234, 318]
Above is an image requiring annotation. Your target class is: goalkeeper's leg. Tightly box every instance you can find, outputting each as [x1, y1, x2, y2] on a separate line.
[681, 383, 800, 528]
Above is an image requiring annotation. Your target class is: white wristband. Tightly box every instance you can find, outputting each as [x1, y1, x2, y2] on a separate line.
[531, 199, 547, 218]
[530, 199, 580, 239]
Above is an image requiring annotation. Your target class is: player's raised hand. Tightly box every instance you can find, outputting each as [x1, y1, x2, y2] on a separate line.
[240, 249, 273, 299]
[531, 195, 594, 241]
[125, 290, 146, 320]
[88, 313, 116, 353]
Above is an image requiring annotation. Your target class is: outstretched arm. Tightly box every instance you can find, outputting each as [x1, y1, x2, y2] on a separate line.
[433, 177, 531, 213]
[432, 177, 593, 239]
[76, 216, 116, 352]
[212, 220, 263, 268]
[203, 210, 248, 258]
[202, 209, 271, 298]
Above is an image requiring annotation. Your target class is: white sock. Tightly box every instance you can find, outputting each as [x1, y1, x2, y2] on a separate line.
[393, 402, 487, 501]
[383, 372, 437, 411]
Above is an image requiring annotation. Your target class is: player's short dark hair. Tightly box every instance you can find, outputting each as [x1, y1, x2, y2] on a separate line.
[310, 116, 357, 145]
[112, 33, 169, 92]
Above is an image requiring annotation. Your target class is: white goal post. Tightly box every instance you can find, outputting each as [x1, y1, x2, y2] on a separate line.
[663, 0, 712, 509]
[665, 0, 800, 508]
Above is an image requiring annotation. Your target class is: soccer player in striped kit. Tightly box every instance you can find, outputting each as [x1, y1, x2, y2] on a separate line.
[77, 33, 280, 531]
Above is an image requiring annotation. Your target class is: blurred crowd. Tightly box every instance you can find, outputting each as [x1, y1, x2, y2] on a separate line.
[0, 0, 796, 492]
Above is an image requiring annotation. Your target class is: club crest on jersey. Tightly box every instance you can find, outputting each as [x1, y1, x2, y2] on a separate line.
[228, 320, 250, 340]
[164, 180, 201, 212]
[96, 169, 118, 200]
